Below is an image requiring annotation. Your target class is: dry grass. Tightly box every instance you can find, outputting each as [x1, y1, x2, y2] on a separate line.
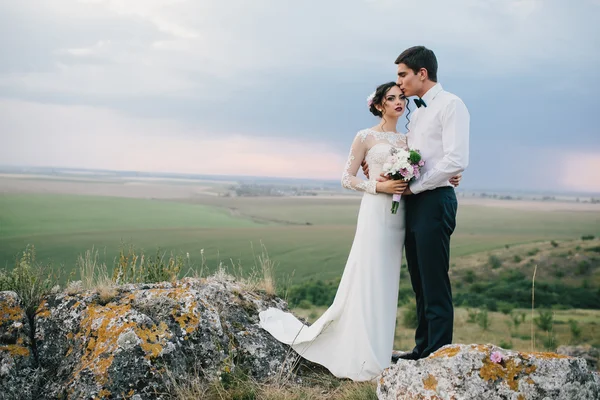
[167, 369, 377, 400]
[75, 247, 117, 303]
[77, 246, 110, 290]
[214, 241, 278, 296]
[68, 241, 278, 298]
[65, 280, 83, 295]
[96, 285, 118, 305]
[253, 241, 276, 296]
[531, 264, 537, 352]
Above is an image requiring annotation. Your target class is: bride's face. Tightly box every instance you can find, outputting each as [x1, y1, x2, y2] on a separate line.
[379, 85, 406, 117]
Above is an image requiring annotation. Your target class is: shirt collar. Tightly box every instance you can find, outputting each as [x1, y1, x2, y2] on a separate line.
[421, 82, 443, 105]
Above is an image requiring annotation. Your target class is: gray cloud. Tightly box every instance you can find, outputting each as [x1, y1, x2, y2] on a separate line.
[0, 0, 599, 192]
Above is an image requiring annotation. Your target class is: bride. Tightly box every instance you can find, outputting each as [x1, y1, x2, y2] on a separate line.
[259, 82, 456, 381]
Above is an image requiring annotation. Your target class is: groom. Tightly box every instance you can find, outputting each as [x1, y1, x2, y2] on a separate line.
[365, 46, 470, 360]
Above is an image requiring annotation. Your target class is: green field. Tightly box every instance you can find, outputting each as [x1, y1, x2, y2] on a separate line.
[292, 306, 600, 354]
[1, 190, 599, 357]
[1, 193, 599, 284]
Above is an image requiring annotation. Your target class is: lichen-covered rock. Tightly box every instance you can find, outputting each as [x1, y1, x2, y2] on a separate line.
[27, 277, 295, 399]
[0, 291, 41, 400]
[7, 280, 599, 400]
[377, 344, 600, 400]
[190, 276, 295, 381]
[557, 345, 599, 371]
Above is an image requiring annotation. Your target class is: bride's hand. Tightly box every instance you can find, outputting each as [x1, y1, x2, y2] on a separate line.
[377, 172, 389, 182]
[376, 179, 408, 194]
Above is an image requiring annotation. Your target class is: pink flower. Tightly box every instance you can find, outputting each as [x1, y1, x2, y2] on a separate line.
[418, 160, 425, 167]
[490, 351, 503, 363]
[413, 165, 420, 179]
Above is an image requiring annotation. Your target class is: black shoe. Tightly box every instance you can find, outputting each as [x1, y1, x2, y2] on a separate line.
[391, 351, 420, 363]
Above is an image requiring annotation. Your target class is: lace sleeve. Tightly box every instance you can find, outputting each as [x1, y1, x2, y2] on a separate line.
[341, 133, 377, 194]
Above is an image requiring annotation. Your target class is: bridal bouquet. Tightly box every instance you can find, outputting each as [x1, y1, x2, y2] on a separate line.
[382, 148, 425, 214]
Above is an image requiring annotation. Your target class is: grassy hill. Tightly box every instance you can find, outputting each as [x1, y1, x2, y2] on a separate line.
[286, 238, 600, 310]
[2, 193, 599, 287]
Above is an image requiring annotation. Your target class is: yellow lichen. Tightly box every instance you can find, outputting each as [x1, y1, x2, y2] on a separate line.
[430, 345, 461, 359]
[0, 344, 30, 357]
[71, 303, 138, 385]
[71, 300, 175, 386]
[123, 288, 202, 335]
[139, 288, 202, 334]
[423, 374, 438, 391]
[36, 301, 51, 318]
[479, 355, 537, 391]
[171, 300, 200, 334]
[518, 395, 525, 400]
[0, 302, 24, 323]
[137, 321, 172, 358]
[97, 389, 111, 398]
[470, 344, 491, 353]
[523, 351, 570, 360]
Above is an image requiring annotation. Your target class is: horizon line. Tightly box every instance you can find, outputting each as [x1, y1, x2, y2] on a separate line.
[1, 164, 600, 197]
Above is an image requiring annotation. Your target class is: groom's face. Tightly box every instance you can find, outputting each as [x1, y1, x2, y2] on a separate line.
[396, 63, 421, 97]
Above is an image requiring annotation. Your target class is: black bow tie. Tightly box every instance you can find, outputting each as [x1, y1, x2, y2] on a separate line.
[414, 98, 427, 108]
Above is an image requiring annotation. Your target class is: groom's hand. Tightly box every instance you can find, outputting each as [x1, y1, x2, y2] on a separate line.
[450, 173, 462, 187]
[403, 186, 414, 195]
[361, 160, 370, 179]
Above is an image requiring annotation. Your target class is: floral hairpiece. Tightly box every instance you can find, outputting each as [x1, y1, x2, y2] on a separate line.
[366, 91, 376, 107]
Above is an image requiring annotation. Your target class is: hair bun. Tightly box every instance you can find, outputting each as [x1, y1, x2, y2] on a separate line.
[369, 104, 382, 117]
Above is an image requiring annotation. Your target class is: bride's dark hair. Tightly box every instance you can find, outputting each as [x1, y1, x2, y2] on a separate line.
[368, 82, 411, 131]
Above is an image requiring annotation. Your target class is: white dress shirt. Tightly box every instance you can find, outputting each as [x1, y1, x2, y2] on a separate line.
[407, 83, 470, 194]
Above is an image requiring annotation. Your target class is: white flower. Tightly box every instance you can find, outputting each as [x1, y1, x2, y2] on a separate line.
[366, 91, 376, 106]
[200, 249, 204, 256]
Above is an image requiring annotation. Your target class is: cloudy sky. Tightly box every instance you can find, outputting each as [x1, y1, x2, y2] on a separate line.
[0, 0, 599, 193]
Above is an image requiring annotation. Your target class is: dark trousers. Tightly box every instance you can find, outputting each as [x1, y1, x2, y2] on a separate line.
[403, 187, 457, 358]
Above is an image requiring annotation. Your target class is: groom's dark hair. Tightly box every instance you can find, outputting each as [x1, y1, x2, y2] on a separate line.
[395, 46, 438, 82]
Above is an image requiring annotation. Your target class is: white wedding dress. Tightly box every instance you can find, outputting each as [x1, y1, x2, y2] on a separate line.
[259, 129, 406, 381]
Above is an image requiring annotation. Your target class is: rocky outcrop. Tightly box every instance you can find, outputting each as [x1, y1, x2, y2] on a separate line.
[0, 291, 43, 400]
[1, 277, 298, 400]
[557, 345, 599, 371]
[3, 280, 599, 400]
[378, 344, 600, 400]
